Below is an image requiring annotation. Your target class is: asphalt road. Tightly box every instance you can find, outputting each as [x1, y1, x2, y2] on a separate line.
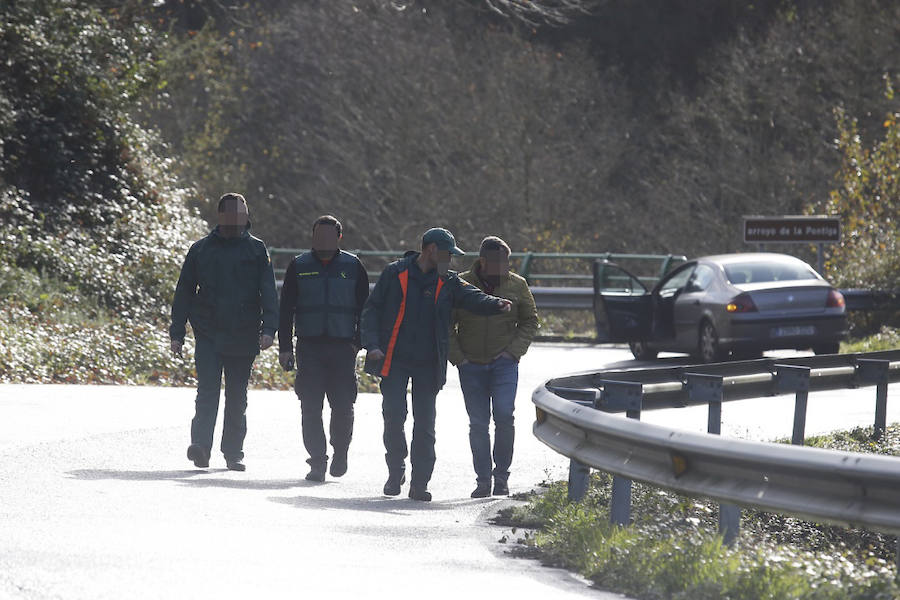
[1, 344, 897, 600]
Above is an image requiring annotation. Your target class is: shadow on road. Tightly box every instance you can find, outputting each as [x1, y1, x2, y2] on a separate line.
[66, 469, 311, 490]
[270, 494, 491, 514]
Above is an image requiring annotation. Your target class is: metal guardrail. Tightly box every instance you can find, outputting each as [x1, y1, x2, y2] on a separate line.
[269, 248, 685, 287]
[532, 350, 900, 561]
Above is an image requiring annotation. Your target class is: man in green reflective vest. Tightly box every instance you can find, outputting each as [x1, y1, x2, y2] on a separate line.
[278, 215, 369, 482]
[170, 193, 278, 472]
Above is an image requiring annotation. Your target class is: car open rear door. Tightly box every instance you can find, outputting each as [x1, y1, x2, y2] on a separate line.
[592, 261, 652, 342]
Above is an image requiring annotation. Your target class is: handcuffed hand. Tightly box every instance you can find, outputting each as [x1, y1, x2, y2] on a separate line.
[497, 299, 512, 312]
[259, 334, 274, 350]
[170, 339, 183, 357]
[279, 351, 295, 371]
[367, 348, 385, 362]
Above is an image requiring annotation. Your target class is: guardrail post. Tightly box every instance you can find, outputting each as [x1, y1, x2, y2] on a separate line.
[597, 381, 643, 526]
[519, 252, 534, 284]
[658, 254, 675, 278]
[567, 459, 591, 503]
[686, 373, 741, 546]
[856, 359, 890, 440]
[775, 365, 811, 445]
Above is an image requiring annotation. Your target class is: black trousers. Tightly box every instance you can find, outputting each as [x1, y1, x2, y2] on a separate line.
[191, 335, 255, 461]
[379, 365, 439, 488]
[294, 338, 358, 465]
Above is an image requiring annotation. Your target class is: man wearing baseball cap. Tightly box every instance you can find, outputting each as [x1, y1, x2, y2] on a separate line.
[361, 227, 511, 501]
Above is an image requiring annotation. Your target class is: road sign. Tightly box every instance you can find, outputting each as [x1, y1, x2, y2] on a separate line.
[743, 216, 841, 243]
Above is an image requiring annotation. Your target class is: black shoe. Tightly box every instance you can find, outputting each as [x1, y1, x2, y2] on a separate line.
[305, 457, 327, 482]
[305, 465, 326, 482]
[408, 486, 432, 502]
[226, 460, 246, 472]
[329, 451, 348, 478]
[383, 472, 406, 496]
[493, 480, 509, 496]
[187, 444, 209, 468]
[471, 482, 491, 498]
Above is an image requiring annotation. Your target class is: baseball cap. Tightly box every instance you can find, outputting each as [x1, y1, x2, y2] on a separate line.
[422, 227, 465, 256]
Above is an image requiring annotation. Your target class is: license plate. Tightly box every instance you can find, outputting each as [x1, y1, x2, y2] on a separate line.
[771, 325, 816, 338]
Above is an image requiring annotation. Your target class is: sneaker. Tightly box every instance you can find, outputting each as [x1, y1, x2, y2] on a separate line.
[226, 460, 246, 472]
[383, 472, 406, 496]
[329, 450, 348, 478]
[492, 479, 509, 496]
[408, 486, 432, 502]
[470, 482, 491, 498]
[187, 444, 209, 468]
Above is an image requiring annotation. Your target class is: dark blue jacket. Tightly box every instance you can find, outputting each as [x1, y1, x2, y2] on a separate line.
[170, 224, 278, 356]
[361, 252, 504, 389]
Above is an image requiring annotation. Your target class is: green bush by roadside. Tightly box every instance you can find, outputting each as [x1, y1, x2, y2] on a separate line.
[499, 424, 900, 600]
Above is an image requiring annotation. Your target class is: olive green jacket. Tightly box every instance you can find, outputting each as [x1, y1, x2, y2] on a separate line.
[448, 262, 539, 365]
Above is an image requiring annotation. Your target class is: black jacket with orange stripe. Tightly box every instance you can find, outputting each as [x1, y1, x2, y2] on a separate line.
[360, 252, 505, 389]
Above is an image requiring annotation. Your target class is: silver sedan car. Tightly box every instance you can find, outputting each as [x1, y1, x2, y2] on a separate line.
[593, 253, 848, 362]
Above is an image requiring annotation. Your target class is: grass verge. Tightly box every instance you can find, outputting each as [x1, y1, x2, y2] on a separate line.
[497, 423, 900, 600]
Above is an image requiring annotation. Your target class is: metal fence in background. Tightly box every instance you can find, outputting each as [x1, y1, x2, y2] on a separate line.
[268, 248, 686, 288]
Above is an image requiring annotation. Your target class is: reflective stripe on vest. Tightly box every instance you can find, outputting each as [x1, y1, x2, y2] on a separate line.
[380, 269, 409, 377]
[434, 277, 444, 304]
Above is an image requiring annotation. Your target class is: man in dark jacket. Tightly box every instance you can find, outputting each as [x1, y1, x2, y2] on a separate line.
[361, 228, 511, 501]
[170, 193, 278, 472]
[277, 215, 369, 482]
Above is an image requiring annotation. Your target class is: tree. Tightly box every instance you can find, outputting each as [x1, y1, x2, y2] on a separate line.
[813, 81, 899, 291]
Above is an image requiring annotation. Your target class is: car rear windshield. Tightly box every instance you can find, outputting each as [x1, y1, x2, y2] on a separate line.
[724, 261, 818, 284]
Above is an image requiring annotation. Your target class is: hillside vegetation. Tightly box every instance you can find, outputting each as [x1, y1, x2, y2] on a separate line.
[0, 0, 897, 385]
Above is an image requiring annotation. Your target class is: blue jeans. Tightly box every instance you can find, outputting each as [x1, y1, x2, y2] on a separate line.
[458, 356, 519, 484]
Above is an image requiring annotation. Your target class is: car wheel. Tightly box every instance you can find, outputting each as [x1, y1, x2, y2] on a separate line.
[813, 342, 840, 355]
[698, 320, 723, 363]
[629, 340, 657, 360]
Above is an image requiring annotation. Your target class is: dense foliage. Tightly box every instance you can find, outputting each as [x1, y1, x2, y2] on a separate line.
[133, 1, 900, 266]
[0, 1, 207, 382]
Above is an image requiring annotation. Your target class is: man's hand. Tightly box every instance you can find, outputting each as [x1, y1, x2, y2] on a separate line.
[170, 339, 183, 357]
[279, 351, 295, 371]
[367, 348, 385, 362]
[497, 298, 512, 312]
[259, 334, 274, 350]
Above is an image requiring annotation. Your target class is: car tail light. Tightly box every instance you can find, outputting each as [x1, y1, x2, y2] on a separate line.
[826, 289, 845, 308]
[726, 293, 757, 313]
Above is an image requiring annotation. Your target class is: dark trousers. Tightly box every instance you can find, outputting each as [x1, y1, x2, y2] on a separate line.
[191, 335, 255, 461]
[294, 338, 358, 466]
[458, 356, 519, 484]
[379, 365, 439, 488]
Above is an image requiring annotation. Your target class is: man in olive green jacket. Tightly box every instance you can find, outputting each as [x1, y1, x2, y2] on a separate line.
[449, 236, 538, 498]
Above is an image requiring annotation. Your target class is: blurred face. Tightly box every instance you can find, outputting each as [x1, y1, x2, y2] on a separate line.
[479, 249, 510, 280]
[312, 223, 340, 260]
[420, 243, 451, 275]
[218, 200, 249, 238]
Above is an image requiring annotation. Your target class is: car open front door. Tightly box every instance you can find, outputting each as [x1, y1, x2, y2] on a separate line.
[592, 261, 652, 343]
